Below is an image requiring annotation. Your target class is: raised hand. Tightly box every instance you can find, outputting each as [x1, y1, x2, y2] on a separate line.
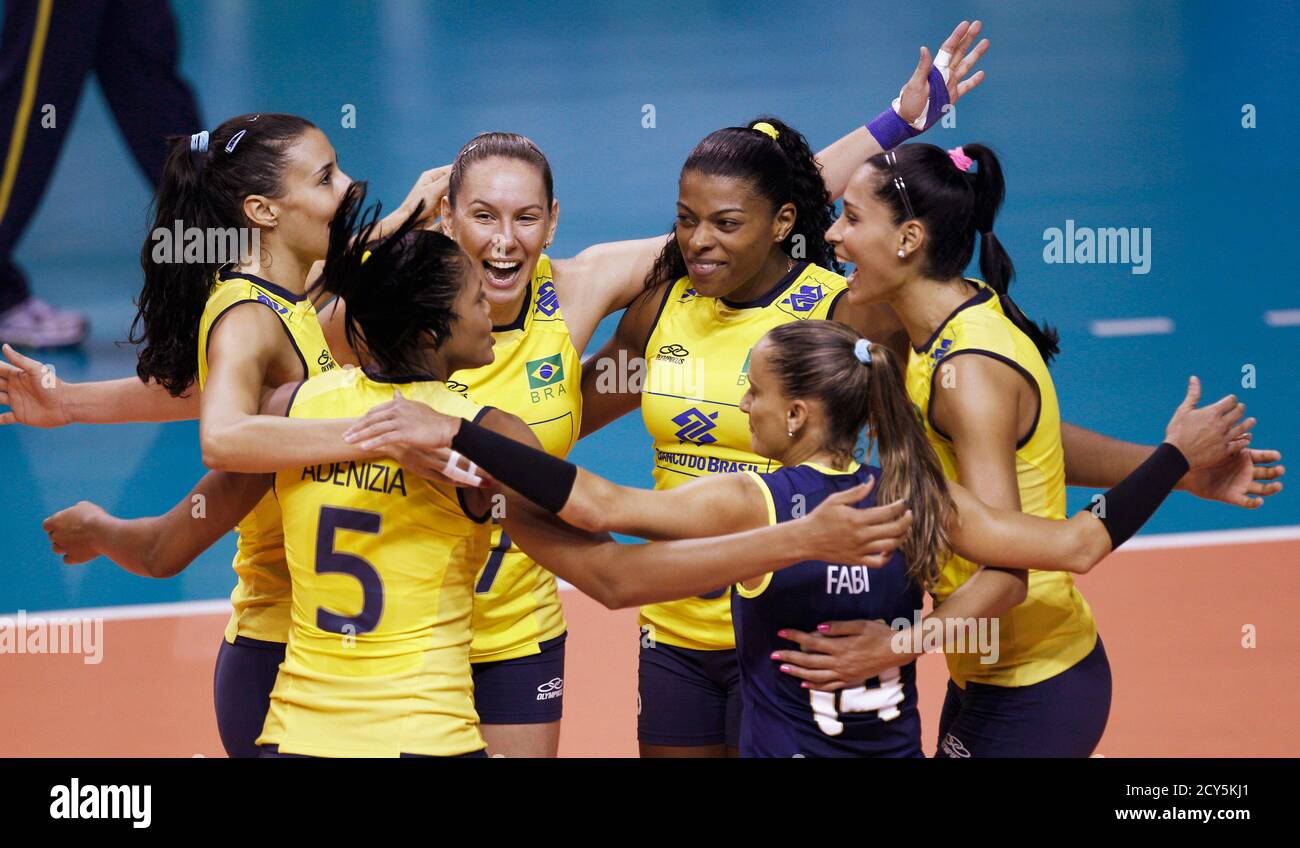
[1163, 376, 1253, 470]
[400, 165, 452, 228]
[897, 20, 990, 128]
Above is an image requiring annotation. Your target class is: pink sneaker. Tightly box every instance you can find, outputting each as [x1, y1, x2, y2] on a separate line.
[0, 297, 89, 348]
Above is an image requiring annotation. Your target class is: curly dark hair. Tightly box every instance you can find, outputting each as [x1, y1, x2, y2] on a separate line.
[316, 182, 467, 380]
[644, 115, 842, 293]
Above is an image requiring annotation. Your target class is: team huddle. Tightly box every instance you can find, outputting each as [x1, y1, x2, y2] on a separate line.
[1, 21, 1284, 758]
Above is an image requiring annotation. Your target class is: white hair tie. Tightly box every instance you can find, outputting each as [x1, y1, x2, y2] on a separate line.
[854, 338, 873, 365]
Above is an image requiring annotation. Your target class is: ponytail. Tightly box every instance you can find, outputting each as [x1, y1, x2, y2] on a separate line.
[644, 115, 841, 292]
[867, 142, 1060, 364]
[964, 143, 1059, 363]
[765, 321, 952, 589]
[861, 340, 953, 590]
[129, 113, 317, 395]
[318, 183, 466, 380]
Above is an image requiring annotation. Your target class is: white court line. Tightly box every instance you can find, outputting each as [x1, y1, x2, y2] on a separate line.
[8, 525, 1298, 621]
[1264, 309, 1300, 327]
[1114, 524, 1300, 551]
[1, 598, 229, 621]
[1089, 317, 1175, 337]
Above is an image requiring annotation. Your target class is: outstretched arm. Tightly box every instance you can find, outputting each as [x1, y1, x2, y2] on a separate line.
[40, 379, 306, 575]
[0, 343, 199, 426]
[1062, 420, 1282, 510]
[43, 470, 269, 577]
[501, 484, 910, 609]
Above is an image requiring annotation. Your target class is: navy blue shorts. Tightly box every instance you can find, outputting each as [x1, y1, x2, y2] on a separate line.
[637, 632, 741, 748]
[213, 635, 285, 758]
[259, 744, 488, 758]
[936, 635, 1112, 758]
[471, 633, 566, 725]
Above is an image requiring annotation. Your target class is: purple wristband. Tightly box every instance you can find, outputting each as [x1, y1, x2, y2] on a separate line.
[866, 107, 918, 151]
[867, 65, 951, 150]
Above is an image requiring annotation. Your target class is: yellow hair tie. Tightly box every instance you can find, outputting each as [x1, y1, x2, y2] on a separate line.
[751, 121, 780, 141]
[361, 249, 372, 264]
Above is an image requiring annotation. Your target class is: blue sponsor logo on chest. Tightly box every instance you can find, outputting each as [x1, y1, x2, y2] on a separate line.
[672, 407, 720, 444]
[535, 280, 560, 317]
[778, 283, 825, 316]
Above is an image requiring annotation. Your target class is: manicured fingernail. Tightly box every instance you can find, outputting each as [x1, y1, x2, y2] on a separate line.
[779, 665, 791, 673]
[770, 652, 781, 660]
[800, 682, 810, 689]
[777, 630, 788, 638]
[817, 624, 830, 633]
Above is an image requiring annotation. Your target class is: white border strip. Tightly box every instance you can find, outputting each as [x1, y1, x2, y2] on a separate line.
[1264, 309, 1300, 327]
[10, 526, 1299, 619]
[1089, 317, 1174, 337]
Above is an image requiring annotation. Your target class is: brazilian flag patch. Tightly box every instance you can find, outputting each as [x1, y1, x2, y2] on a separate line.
[526, 353, 565, 389]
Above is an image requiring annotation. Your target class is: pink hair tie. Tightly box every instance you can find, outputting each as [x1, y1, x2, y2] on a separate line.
[948, 146, 974, 172]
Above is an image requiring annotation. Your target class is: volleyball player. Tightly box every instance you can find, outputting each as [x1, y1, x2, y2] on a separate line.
[0, 112, 447, 756]
[768, 142, 1283, 756]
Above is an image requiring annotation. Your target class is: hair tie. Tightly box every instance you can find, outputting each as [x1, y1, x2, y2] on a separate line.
[948, 146, 974, 172]
[751, 121, 780, 141]
[853, 338, 873, 366]
[190, 130, 209, 156]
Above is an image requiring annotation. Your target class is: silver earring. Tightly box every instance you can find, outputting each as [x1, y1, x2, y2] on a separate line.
[788, 429, 794, 438]
[897, 249, 905, 258]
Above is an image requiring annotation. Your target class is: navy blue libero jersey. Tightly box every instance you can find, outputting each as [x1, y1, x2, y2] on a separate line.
[732, 463, 923, 758]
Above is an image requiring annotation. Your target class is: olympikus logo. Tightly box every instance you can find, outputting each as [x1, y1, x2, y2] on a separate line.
[679, 287, 699, 301]
[50, 779, 151, 828]
[655, 343, 689, 364]
[536, 677, 563, 701]
[672, 407, 719, 445]
[535, 280, 560, 316]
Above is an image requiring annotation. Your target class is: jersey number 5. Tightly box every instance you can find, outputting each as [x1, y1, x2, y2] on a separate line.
[809, 666, 904, 736]
[315, 506, 384, 635]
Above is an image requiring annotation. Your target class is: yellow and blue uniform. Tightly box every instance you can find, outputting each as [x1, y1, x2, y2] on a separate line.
[636, 261, 847, 747]
[905, 279, 1110, 757]
[734, 462, 922, 758]
[258, 368, 491, 757]
[197, 268, 337, 646]
[453, 257, 575, 662]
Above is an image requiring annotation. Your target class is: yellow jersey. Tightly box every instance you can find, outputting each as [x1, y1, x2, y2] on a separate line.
[905, 279, 1097, 687]
[259, 368, 491, 757]
[196, 268, 338, 645]
[639, 262, 848, 650]
[451, 256, 576, 663]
